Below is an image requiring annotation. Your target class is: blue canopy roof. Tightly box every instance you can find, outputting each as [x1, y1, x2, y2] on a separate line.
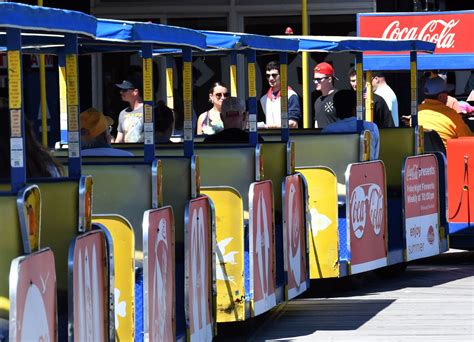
[201, 30, 299, 52]
[273, 35, 436, 54]
[94, 19, 207, 50]
[0, 2, 96, 37]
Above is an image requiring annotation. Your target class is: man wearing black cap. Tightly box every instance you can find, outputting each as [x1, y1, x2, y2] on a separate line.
[115, 75, 144, 143]
[418, 76, 472, 147]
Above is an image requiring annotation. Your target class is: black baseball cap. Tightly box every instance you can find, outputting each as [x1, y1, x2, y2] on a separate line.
[115, 75, 143, 93]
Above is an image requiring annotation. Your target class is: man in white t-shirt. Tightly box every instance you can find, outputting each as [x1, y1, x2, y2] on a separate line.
[115, 76, 144, 143]
[372, 72, 399, 127]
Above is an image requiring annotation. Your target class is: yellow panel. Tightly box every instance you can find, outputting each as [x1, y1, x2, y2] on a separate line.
[143, 58, 153, 102]
[66, 54, 78, 106]
[248, 63, 256, 98]
[230, 64, 237, 97]
[0, 196, 22, 319]
[7, 50, 21, 109]
[297, 167, 339, 279]
[94, 215, 135, 341]
[379, 128, 415, 189]
[202, 187, 246, 322]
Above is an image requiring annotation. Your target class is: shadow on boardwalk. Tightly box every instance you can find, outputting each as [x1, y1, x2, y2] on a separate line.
[215, 250, 474, 341]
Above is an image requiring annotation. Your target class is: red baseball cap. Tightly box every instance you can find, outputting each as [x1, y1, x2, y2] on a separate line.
[314, 62, 335, 77]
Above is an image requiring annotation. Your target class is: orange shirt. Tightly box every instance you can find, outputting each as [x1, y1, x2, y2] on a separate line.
[418, 99, 473, 147]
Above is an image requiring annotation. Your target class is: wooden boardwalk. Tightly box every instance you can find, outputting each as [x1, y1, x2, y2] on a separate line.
[216, 249, 474, 342]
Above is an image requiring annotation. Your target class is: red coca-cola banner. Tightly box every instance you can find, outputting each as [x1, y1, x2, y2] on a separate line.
[359, 12, 474, 54]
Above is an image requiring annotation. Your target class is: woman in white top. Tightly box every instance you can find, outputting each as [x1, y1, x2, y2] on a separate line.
[196, 82, 228, 135]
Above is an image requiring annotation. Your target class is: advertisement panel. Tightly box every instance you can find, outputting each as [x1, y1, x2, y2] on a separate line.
[359, 12, 473, 55]
[249, 180, 276, 316]
[347, 161, 388, 274]
[283, 174, 307, 300]
[72, 231, 107, 342]
[143, 207, 175, 342]
[404, 155, 440, 261]
[9, 249, 56, 342]
[185, 196, 213, 342]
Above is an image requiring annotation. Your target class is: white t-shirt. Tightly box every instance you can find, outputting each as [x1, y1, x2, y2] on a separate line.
[117, 104, 144, 143]
[375, 84, 399, 127]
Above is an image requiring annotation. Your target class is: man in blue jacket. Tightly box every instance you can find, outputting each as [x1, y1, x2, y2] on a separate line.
[259, 60, 301, 128]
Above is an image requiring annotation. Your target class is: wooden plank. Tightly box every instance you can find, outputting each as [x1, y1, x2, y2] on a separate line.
[216, 250, 474, 341]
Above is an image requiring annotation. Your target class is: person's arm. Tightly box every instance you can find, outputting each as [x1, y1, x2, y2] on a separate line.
[196, 113, 205, 135]
[453, 114, 474, 137]
[288, 92, 301, 128]
[115, 132, 124, 143]
[114, 111, 124, 143]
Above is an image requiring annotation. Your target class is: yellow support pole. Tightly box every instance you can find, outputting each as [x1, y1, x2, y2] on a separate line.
[302, 0, 310, 128]
[38, 0, 48, 147]
[365, 71, 373, 122]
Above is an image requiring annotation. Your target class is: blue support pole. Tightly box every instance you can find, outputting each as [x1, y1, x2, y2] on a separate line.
[230, 51, 238, 97]
[182, 47, 194, 157]
[64, 33, 81, 179]
[355, 52, 364, 133]
[246, 50, 258, 146]
[6, 28, 26, 192]
[410, 51, 419, 128]
[279, 52, 289, 142]
[142, 43, 155, 163]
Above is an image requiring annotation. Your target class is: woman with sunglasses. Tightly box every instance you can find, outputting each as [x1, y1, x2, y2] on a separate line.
[197, 81, 228, 135]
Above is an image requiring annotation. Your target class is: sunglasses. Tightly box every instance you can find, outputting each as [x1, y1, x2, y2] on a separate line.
[214, 92, 228, 99]
[313, 76, 329, 83]
[266, 73, 279, 79]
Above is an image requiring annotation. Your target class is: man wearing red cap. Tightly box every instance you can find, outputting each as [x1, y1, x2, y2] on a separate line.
[313, 62, 339, 128]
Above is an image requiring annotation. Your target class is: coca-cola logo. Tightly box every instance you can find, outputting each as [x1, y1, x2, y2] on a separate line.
[350, 183, 384, 239]
[382, 19, 459, 49]
[350, 186, 366, 239]
[427, 225, 435, 245]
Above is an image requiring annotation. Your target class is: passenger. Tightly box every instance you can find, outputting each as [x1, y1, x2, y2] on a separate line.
[313, 62, 339, 128]
[434, 72, 461, 113]
[80, 107, 134, 156]
[0, 108, 63, 178]
[465, 71, 474, 95]
[114, 75, 144, 143]
[259, 60, 301, 128]
[155, 101, 175, 143]
[322, 90, 380, 160]
[348, 67, 394, 128]
[371, 72, 399, 127]
[204, 97, 263, 143]
[197, 81, 227, 135]
[418, 76, 473, 148]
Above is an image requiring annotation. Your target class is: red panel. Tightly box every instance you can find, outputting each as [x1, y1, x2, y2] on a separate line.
[146, 207, 174, 342]
[348, 161, 387, 267]
[73, 231, 107, 342]
[284, 174, 307, 299]
[250, 180, 276, 315]
[447, 137, 474, 223]
[359, 12, 473, 55]
[186, 196, 213, 340]
[13, 250, 56, 341]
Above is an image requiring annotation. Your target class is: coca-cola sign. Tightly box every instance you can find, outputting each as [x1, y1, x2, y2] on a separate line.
[359, 12, 474, 54]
